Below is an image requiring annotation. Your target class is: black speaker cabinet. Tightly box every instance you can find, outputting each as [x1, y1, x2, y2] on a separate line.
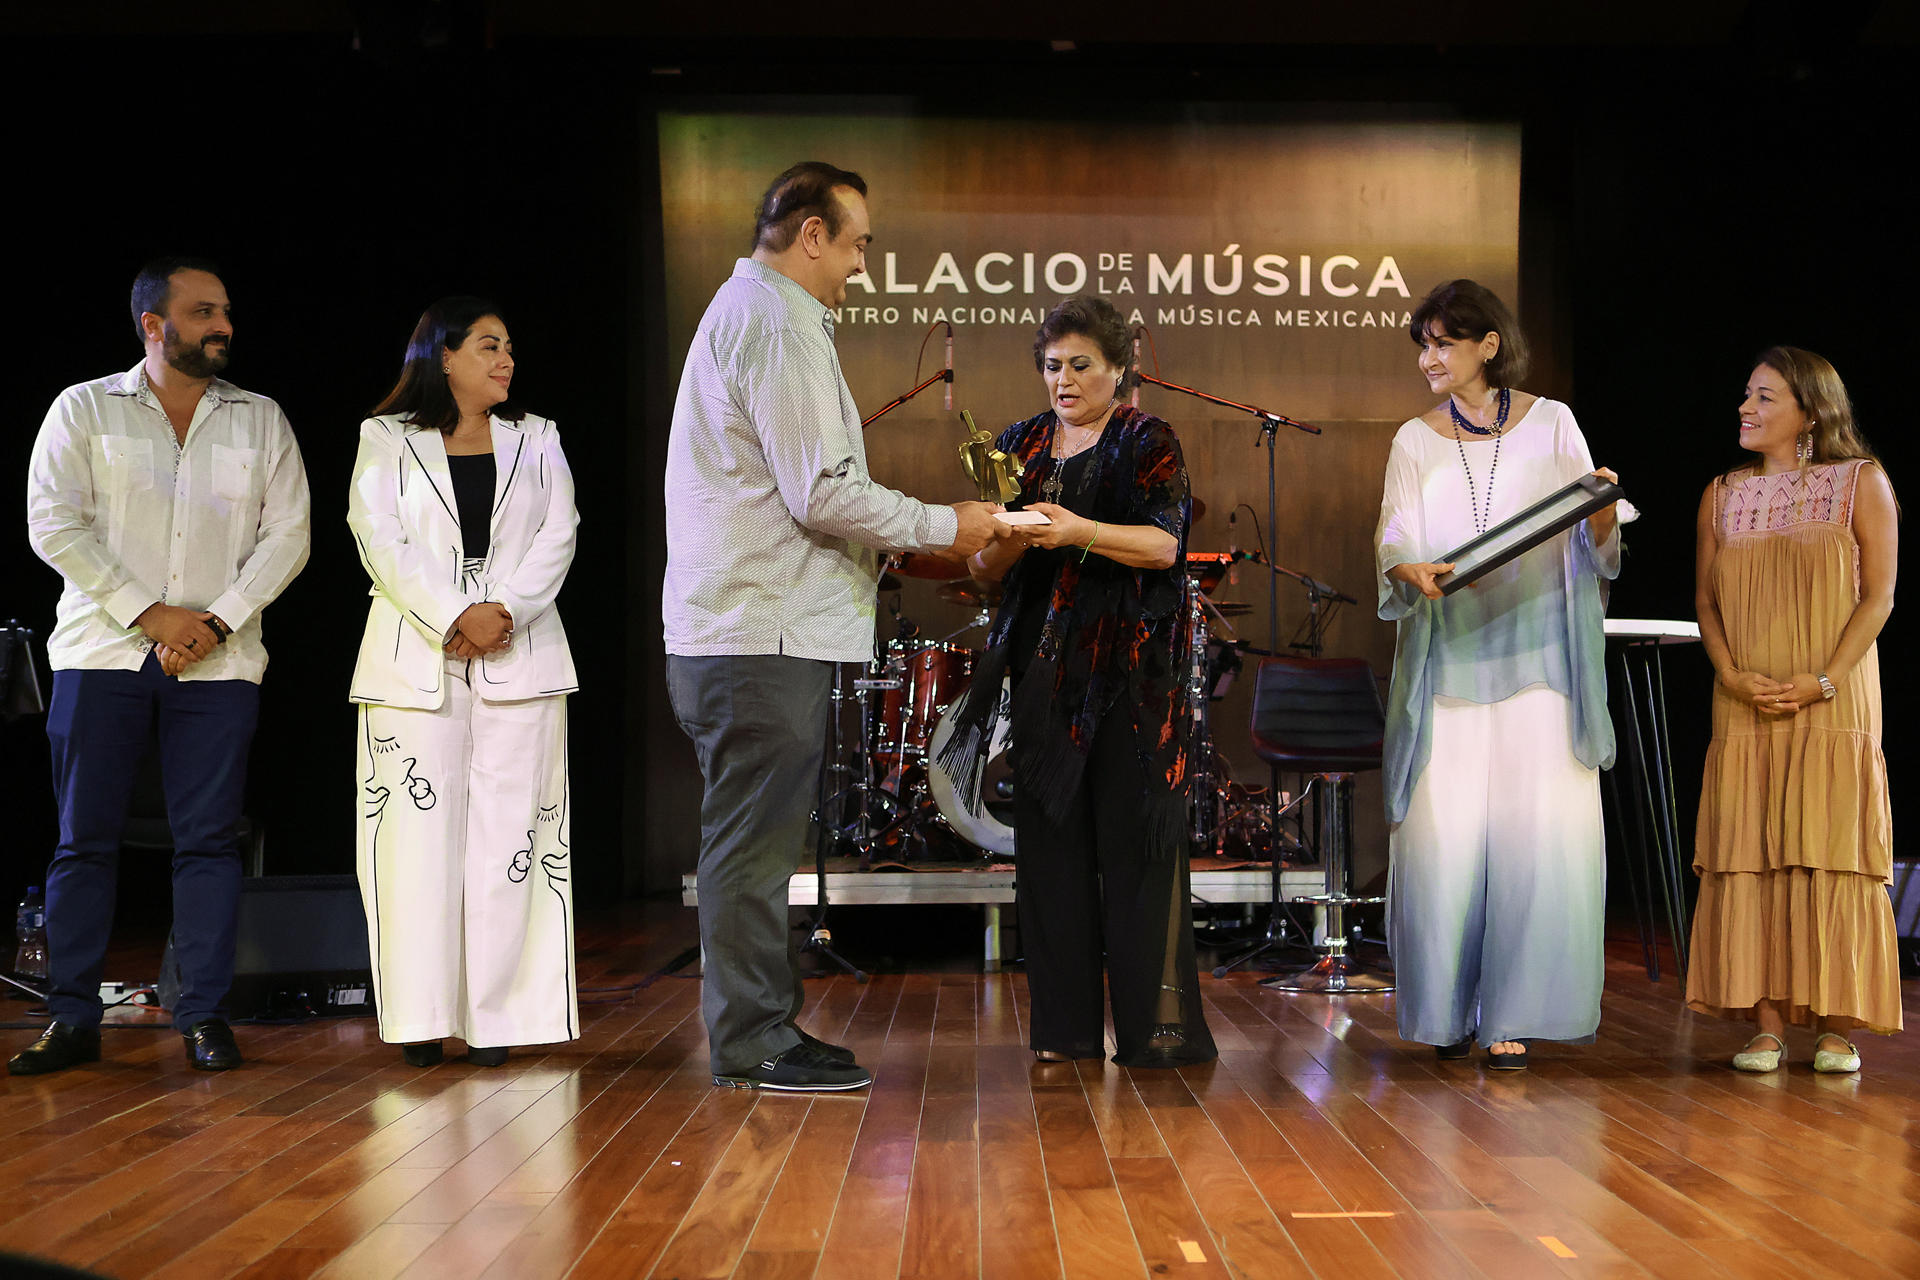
[159, 874, 373, 1019]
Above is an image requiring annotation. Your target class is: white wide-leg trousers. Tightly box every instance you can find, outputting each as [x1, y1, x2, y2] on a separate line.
[1387, 684, 1605, 1048]
[355, 665, 576, 1047]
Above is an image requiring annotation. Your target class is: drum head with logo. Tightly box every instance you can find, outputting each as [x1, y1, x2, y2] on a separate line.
[926, 677, 1016, 856]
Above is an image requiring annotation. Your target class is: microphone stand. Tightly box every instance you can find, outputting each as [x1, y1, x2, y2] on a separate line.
[860, 370, 952, 428]
[1131, 369, 1320, 659]
[1130, 360, 1326, 978]
[1226, 548, 1356, 658]
[861, 321, 955, 428]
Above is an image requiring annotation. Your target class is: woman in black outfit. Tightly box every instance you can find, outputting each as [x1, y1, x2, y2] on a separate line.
[942, 296, 1215, 1067]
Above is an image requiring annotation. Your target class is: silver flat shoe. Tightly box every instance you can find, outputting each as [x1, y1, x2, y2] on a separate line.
[1732, 1032, 1785, 1073]
[1812, 1037, 1861, 1074]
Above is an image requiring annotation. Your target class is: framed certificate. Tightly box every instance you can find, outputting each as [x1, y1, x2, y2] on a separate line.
[1435, 474, 1624, 595]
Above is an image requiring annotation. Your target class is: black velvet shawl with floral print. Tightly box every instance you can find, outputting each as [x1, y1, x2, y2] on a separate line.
[938, 404, 1193, 859]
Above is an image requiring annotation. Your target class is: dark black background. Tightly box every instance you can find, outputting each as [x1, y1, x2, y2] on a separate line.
[2, 3, 1913, 929]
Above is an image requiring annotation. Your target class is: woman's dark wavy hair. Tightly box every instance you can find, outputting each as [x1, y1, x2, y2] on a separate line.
[1032, 295, 1138, 392]
[1408, 278, 1530, 390]
[371, 296, 525, 433]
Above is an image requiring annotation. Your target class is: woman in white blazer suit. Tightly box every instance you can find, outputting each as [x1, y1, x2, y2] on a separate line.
[348, 297, 580, 1068]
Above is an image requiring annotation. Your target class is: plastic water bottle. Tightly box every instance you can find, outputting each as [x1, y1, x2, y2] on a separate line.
[14, 886, 48, 980]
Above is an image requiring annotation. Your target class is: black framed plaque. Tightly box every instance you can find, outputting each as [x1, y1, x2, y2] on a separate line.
[1435, 474, 1624, 595]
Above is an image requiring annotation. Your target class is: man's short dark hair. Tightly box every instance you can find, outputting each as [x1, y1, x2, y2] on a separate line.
[130, 255, 225, 340]
[752, 162, 867, 253]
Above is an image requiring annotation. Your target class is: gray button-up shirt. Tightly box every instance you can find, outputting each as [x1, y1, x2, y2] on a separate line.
[663, 259, 959, 662]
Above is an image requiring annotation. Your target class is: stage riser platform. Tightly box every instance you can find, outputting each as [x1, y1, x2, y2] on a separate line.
[681, 861, 1327, 966]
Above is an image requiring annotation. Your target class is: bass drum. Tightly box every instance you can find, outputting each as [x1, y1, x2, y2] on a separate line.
[925, 677, 1016, 856]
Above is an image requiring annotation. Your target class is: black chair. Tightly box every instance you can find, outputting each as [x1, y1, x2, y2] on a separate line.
[1247, 656, 1393, 994]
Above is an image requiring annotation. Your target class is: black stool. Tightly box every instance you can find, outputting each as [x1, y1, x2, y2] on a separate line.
[1249, 656, 1394, 994]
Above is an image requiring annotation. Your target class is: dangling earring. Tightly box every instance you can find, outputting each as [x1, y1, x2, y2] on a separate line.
[1796, 431, 1813, 465]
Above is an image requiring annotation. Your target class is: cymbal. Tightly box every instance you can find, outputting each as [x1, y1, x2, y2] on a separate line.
[1191, 495, 1209, 522]
[937, 579, 1004, 609]
[1205, 600, 1252, 617]
[891, 552, 968, 581]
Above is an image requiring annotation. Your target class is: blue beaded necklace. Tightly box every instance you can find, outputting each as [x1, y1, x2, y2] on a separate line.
[1448, 386, 1511, 436]
[1450, 387, 1511, 534]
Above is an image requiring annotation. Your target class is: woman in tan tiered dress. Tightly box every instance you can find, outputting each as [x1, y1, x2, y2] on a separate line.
[1689, 346, 1900, 1074]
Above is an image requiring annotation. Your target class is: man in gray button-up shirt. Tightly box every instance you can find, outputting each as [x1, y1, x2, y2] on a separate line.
[665, 162, 1000, 1092]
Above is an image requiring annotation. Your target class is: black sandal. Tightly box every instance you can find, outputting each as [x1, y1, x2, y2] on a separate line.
[1435, 1033, 1475, 1061]
[1485, 1041, 1530, 1071]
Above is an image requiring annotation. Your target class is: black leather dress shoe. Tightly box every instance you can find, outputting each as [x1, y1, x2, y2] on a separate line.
[183, 1019, 243, 1071]
[466, 1045, 508, 1067]
[7, 1022, 102, 1075]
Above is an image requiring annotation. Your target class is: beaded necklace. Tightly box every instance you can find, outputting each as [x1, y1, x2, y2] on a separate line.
[1450, 387, 1511, 534]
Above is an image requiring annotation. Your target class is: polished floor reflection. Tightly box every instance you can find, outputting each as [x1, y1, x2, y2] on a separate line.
[2, 902, 1915, 1280]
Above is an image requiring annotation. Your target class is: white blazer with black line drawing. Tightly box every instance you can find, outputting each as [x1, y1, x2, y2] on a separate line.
[348, 412, 579, 709]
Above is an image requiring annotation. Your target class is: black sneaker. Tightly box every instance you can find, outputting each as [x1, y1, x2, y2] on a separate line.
[714, 1042, 872, 1091]
[794, 1027, 856, 1064]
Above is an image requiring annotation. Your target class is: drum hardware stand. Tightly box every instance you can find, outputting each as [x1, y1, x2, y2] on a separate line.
[817, 660, 901, 864]
[1212, 779, 1317, 975]
[1187, 580, 1230, 852]
[802, 660, 871, 982]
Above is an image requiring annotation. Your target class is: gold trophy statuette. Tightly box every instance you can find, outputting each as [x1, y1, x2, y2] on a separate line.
[957, 410, 1022, 504]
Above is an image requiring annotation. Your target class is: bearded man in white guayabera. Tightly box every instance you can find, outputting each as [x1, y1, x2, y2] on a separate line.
[17, 256, 311, 1077]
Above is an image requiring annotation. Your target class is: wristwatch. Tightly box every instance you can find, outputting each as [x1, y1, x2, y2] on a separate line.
[207, 616, 232, 645]
[1817, 672, 1837, 701]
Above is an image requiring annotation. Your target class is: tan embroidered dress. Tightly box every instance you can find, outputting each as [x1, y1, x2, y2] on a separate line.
[1687, 458, 1901, 1034]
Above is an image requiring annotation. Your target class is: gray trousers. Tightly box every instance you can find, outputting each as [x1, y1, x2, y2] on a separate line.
[667, 653, 830, 1073]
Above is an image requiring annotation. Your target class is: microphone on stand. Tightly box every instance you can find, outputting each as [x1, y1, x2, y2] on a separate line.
[943, 322, 954, 412]
[1226, 510, 1240, 586]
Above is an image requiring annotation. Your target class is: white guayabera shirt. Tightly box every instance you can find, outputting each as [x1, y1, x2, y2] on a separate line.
[26, 362, 312, 682]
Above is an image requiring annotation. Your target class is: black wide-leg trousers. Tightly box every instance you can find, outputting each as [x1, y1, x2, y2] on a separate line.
[1012, 697, 1216, 1066]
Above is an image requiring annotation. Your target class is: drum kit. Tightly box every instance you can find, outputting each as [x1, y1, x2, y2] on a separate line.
[818, 534, 1297, 866]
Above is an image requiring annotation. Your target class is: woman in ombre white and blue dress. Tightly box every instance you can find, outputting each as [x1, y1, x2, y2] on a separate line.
[1373, 280, 1622, 1070]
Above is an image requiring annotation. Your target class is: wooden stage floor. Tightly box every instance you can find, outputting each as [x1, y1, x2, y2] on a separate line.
[2, 900, 1917, 1280]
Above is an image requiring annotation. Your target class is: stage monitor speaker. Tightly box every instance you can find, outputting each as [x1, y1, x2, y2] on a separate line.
[159, 874, 373, 1019]
[1894, 860, 1920, 979]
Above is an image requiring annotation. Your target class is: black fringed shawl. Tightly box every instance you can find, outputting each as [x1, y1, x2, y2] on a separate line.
[938, 404, 1193, 859]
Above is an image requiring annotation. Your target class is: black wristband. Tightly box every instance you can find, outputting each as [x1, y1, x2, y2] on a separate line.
[208, 616, 231, 644]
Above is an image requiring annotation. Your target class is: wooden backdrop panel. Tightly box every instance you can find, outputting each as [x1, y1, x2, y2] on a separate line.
[657, 109, 1521, 887]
